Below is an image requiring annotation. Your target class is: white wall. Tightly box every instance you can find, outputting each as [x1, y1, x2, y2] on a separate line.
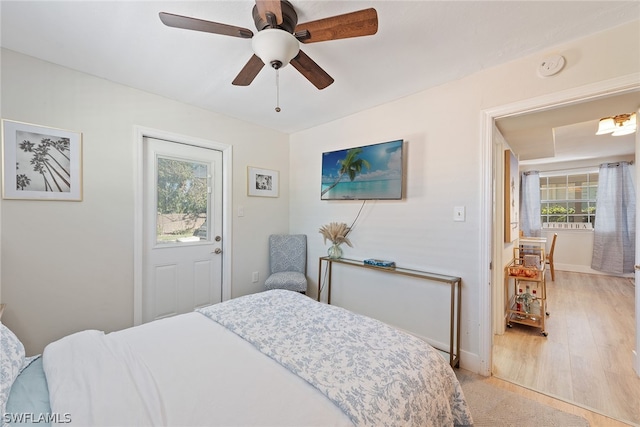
[0, 48, 290, 354]
[289, 21, 640, 372]
[2, 20, 638, 361]
[493, 126, 516, 336]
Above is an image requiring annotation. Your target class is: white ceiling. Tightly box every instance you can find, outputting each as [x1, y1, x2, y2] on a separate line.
[1, 1, 638, 162]
[497, 91, 639, 165]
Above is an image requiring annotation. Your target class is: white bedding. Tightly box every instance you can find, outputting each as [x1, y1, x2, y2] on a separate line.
[43, 312, 351, 426]
[199, 290, 472, 426]
[42, 290, 472, 427]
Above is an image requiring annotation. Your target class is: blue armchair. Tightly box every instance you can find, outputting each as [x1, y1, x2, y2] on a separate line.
[264, 234, 308, 293]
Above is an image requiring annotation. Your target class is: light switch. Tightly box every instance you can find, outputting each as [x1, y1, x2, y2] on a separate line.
[454, 206, 465, 222]
[238, 206, 245, 217]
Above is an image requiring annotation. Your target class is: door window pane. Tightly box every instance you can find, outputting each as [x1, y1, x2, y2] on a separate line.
[156, 157, 209, 244]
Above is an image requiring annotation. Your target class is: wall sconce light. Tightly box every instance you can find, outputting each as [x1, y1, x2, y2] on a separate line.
[596, 112, 637, 136]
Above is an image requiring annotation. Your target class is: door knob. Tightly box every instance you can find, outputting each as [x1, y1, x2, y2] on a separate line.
[213, 248, 222, 254]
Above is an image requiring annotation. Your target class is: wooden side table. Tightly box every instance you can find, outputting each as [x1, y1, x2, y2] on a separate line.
[0, 304, 5, 320]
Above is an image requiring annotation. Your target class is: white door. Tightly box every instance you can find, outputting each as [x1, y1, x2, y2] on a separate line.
[635, 109, 640, 377]
[142, 137, 223, 323]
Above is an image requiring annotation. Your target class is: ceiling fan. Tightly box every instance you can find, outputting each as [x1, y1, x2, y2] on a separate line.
[159, 0, 378, 90]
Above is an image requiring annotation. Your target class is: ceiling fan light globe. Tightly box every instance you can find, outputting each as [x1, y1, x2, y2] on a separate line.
[252, 29, 300, 69]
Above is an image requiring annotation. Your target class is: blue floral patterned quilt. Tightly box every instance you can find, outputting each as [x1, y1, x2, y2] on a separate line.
[197, 290, 473, 427]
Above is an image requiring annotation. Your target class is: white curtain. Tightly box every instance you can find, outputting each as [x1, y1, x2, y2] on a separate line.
[520, 171, 542, 237]
[591, 162, 636, 274]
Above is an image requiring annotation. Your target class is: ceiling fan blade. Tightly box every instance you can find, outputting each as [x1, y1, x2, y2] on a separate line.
[255, 0, 283, 26]
[159, 12, 253, 38]
[290, 50, 334, 90]
[232, 55, 265, 86]
[295, 8, 377, 43]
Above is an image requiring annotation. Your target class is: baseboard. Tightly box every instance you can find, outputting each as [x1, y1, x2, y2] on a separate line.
[398, 327, 482, 374]
[555, 264, 634, 278]
[459, 349, 483, 374]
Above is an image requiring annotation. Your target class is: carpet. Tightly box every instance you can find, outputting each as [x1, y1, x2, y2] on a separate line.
[456, 370, 589, 427]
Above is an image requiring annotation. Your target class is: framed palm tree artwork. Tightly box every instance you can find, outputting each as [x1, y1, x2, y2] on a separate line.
[2, 119, 82, 201]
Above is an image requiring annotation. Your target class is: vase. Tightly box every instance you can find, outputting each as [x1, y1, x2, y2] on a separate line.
[327, 243, 343, 259]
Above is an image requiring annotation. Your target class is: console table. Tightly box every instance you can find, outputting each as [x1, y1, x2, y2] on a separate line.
[317, 257, 462, 368]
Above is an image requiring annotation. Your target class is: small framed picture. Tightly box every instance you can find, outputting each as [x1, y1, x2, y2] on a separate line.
[2, 119, 82, 201]
[247, 166, 278, 197]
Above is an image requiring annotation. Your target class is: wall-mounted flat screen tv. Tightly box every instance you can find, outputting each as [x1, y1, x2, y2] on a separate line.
[321, 139, 404, 200]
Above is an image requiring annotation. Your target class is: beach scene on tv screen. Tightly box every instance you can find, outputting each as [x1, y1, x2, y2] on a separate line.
[321, 139, 403, 200]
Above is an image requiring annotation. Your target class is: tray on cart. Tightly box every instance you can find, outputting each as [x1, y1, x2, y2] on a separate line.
[507, 264, 544, 280]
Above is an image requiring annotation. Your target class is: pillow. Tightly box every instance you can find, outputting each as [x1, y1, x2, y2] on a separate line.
[1, 322, 26, 418]
[6, 356, 52, 423]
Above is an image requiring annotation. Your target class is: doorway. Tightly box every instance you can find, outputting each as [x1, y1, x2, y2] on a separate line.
[133, 127, 233, 326]
[480, 76, 639, 422]
[142, 137, 223, 322]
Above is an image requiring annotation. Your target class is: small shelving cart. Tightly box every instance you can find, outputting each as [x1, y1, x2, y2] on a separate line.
[505, 247, 550, 336]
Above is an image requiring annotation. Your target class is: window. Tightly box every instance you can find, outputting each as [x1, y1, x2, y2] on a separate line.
[539, 170, 598, 229]
[156, 157, 209, 243]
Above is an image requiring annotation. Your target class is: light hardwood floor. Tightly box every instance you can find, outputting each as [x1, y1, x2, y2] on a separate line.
[484, 375, 633, 427]
[493, 270, 639, 426]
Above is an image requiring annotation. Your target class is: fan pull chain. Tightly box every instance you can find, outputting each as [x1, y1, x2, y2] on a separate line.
[275, 69, 281, 113]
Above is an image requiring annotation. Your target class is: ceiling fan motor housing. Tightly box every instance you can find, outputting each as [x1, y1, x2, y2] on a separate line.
[252, 0, 298, 32]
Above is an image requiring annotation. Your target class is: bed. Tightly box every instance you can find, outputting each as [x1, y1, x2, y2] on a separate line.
[2, 289, 473, 426]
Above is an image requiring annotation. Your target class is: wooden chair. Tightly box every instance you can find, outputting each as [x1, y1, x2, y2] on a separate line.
[545, 233, 558, 281]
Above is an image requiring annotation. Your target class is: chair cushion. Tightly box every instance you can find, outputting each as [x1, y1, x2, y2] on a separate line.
[264, 271, 307, 292]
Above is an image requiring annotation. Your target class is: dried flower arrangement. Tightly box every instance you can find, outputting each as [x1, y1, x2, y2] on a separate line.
[318, 222, 353, 247]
